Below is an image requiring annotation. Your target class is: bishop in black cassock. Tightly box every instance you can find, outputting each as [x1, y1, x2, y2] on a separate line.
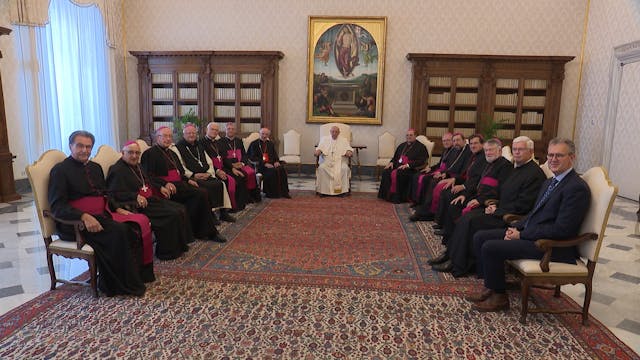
[141, 127, 225, 243]
[247, 128, 290, 199]
[107, 141, 193, 260]
[217, 122, 261, 202]
[378, 129, 428, 203]
[49, 131, 147, 297]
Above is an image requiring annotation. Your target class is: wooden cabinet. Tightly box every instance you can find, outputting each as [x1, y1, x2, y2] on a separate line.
[0, 27, 20, 202]
[131, 51, 284, 142]
[407, 54, 573, 160]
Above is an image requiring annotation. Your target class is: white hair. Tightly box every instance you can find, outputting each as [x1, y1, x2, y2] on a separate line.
[512, 136, 534, 150]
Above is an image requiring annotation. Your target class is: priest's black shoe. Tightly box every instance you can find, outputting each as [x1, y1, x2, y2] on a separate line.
[427, 253, 449, 265]
[431, 260, 453, 272]
[208, 233, 227, 243]
[409, 214, 422, 222]
[433, 229, 446, 236]
[432, 223, 442, 229]
[211, 214, 221, 226]
[219, 212, 236, 223]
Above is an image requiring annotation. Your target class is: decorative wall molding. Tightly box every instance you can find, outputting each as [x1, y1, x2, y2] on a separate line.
[601, 39, 640, 170]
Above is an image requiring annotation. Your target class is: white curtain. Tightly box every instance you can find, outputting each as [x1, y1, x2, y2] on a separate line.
[14, 0, 115, 161]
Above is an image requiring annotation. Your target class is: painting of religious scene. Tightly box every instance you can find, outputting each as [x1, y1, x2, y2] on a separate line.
[307, 16, 387, 125]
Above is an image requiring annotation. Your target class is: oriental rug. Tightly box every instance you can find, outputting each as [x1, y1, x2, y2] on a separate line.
[0, 191, 637, 359]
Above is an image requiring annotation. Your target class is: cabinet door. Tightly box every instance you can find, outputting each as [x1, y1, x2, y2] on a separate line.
[238, 72, 263, 133]
[150, 72, 175, 131]
[212, 72, 237, 124]
[425, 76, 479, 140]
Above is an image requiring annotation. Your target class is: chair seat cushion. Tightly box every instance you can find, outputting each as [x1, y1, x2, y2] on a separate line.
[508, 258, 588, 276]
[50, 239, 94, 254]
[376, 158, 392, 166]
[280, 155, 300, 164]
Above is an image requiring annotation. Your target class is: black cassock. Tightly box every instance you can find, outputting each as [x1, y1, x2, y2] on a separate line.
[378, 141, 428, 203]
[447, 160, 547, 276]
[247, 139, 290, 198]
[217, 136, 261, 202]
[175, 139, 225, 208]
[200, 136, 250, 211]
[438, 156, 513, 242]
[141, 145, 219, 239]
[48, 157, 146, 296]
[107, 158, 193, 260]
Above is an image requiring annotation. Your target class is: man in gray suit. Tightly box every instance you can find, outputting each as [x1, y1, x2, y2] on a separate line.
[467, 138, 591, 312]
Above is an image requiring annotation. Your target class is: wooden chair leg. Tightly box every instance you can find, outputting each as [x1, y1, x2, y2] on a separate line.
[520, 280, 531, 324]
[554, 285, 561, 297]
[582, 282, 592, 326]
[88, 257, 99, 297]
[46, 251, 57, 291]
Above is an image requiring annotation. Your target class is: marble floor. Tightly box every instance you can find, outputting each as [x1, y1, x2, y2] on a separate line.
[0, 174, 638, 354]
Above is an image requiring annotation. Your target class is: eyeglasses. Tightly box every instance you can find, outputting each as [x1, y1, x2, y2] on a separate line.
[547, 153, 568, 159]
[512, 147, 528, 152]
[124, 150, 141, 155]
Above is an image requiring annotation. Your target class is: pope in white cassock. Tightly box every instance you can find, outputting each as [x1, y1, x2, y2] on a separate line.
[315, 126, 354, 196]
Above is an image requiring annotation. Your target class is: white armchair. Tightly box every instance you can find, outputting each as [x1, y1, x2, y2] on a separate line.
[280, 129, 301, 176]
[416, 135, 435, 168]
[92, 145, 122, 178]
[376, 132, 396, 180]
[319, 122, 351, 143]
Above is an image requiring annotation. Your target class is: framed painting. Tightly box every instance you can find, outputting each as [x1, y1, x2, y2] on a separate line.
[307, 16, 387, 125]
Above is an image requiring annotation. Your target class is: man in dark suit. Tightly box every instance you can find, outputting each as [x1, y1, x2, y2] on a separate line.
[467, 138, 591, 312]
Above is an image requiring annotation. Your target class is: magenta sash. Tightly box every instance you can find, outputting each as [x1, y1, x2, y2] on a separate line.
[160, 169, 181, 182]
[242, 165, 257, 190]
[70, 196, 153, 265]
[212, 156, 223, 170]
[69, 196, 106, 216]
[480, 176, 499, 188]
[414, 174, 427, 201]
[226, 175, 237, 209]
[461, 205, 475, 216]
[390, 169, 399, 193]
[138, 186, 153, 199]
[227, 149, 242, 162]
[110, 211, 153, 265]
[429, 181, 448, 213]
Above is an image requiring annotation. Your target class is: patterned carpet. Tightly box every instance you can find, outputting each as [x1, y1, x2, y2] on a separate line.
[0, 191, 637, 359]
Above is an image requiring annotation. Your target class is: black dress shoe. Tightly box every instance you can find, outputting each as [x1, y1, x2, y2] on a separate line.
[208, 233, 227, 243]
[432, 223, 442, 229]
[427, 253, 449, 265]
[421, 212, 435, 221]
[219, 212, 236, 223]
[211, 215, 221, 226]
[409, 214, 422, 222]
[431, 260, 453, 272]
[283, 194, 292, 199]
[433, 229, 446, 236]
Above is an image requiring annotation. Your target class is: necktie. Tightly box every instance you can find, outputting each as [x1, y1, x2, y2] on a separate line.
[524, 178, 559, 228]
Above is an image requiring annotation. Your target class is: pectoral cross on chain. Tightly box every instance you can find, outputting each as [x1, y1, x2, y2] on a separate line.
[141, 184, 149, 192]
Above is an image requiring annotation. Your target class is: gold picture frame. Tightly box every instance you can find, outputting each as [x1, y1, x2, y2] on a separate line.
[307, 16, 387, 125]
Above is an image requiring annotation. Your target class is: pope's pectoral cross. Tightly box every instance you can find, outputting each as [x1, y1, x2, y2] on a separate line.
[141, 184, 149, 192]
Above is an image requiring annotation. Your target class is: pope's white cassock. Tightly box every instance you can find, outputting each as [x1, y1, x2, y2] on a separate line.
[316, 135, 353, 195]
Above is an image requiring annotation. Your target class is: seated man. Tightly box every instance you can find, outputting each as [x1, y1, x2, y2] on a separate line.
[141, 126, 226, 243]
[247, 127, 291, 198]
[107, 141, 193, 260]
[175, 124, 235, 222]
[410, 132, 455, 204]
[314, 125, 353, 196]
[48, 131, 148, 297]
[217, 122, 261, 202]
[435, 138, 512, 240]
[429, 136, 546, 277]
[378, 128, 428, 203]
[468, 138, 591, 312]
[200, 122, 250, 212]
[411, 133, 478, 221]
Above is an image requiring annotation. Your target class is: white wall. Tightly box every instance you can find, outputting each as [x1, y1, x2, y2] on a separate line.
[573, 0, 640, 198]
[123, 0, 587, 167]
[1, 0, 589, 179]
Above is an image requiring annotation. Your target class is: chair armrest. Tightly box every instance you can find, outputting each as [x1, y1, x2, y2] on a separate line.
[534, 233, 598, 272]
[502, 213, 523, 224]
[43, 210, 87, 250]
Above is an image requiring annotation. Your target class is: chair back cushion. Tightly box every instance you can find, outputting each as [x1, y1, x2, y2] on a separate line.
[416, 135, 435, 166]
[242, 132, 260, 152]
[283, 129, 301, 156]
[135, 139, 151, 154]
[578, 167, 618, 261]
[378, 132, 396, 159]
[319, 123, 351, 143]
[25, 150, 67, 238]
[502, 145, 513, 162]
[539, 161, 554, 178]
[92, 145, 122, 179]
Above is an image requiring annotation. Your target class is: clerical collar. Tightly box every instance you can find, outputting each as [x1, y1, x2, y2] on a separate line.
[514, 157, 534, 168]
[69, 156, 89, 166]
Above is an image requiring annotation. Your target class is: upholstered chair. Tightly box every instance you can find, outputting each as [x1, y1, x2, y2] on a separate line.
[280, 129, 301, 176]
[375, 132, 396, 180]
